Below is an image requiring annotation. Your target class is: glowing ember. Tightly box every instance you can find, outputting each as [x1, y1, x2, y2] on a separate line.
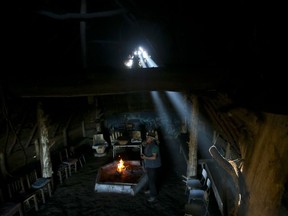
[117, 159, 125, 173]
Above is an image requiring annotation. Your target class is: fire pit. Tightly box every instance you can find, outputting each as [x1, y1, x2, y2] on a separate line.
[95, 160, 147, 195]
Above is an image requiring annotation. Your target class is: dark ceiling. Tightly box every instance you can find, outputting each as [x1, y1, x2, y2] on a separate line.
[5, 1, 282, 72]
[3, 1, 287, 114]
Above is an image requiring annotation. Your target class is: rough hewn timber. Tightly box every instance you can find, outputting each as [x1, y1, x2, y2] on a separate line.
[6, 67, 227, 97]
[37, 102, 53, 178]
[187, 95, 199, 177]
[238, 113, 288, 216]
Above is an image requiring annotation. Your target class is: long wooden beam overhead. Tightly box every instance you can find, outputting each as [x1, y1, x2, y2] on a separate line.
[4, 67, 228, 97]
[2, 66, 288, 114]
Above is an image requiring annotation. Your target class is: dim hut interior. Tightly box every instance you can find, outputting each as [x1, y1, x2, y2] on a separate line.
[1, 1, 288, 216]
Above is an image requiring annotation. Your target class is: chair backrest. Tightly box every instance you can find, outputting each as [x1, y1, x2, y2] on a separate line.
[205, 178, 212, 196]
[59, 148, 73, 162]
[93, 134, 106, 144]
[25, 169, 38, 189]
[110, 131, 122, 140]
[59, 149, 66, 162]
[7, 177, 25, 199]
[206, 178, 211, 188]
[200, 168, 208, 184]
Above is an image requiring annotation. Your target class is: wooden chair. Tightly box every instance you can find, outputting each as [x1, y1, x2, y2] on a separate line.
[51, 152, 69, 184]
[25, 169, 52, 204]
[185, 190, 210, 216]
[0, 187, 24, 216]
[110, 131, 122, 145]
[56, 164, 69, 184]
[183, 166, 208, 194]
[59, 148, 78, 176]
[70, 146, 86, 168]
[188, 178, 211, 204]
[0, 202, 24, 216]
[7, 176, 39, 212]
[78, 153, 86, 167]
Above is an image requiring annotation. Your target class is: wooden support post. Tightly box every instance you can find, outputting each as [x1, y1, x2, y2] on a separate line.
[187, 94, 199, 177]
[37, 102, 53, 178]
[239, 114, 288, 216]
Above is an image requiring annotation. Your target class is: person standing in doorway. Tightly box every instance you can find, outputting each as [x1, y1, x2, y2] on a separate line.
[141, 132, 162, 202]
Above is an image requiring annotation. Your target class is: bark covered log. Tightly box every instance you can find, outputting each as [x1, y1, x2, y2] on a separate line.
[187, 95, 199, 177]
[239, 113, 288, 216]
[37, 102, 53, 178]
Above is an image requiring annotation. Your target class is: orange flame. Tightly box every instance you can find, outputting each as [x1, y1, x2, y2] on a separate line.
[117, 159, 125, 173]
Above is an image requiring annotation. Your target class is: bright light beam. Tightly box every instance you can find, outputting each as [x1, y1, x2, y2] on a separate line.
[138, 53, 147, 68]
[145, 55, 158, 68]
[150, 91, 185, 172]
[165, 91, 189, 123]
[124, 46, 158, 68]
[150, 91, 174, 136]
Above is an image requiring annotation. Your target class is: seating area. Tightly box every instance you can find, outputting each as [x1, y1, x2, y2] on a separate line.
[0, 145, 87, 216]
[0, 187, 24, 216]
[2, 174, 39, 214]
[184, 190, 210, 216]
[0, 201, 23, 216]
[53, 146, 87, 185]
[183, 165, 208, 194]
[25, 169, 52, 204]
[59, 148, 78, 176]
[1, 135, 224, 216]
[183, 164, 213, 216]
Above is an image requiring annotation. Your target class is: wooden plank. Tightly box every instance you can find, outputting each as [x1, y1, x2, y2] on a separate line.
[7, 67, 227, 97]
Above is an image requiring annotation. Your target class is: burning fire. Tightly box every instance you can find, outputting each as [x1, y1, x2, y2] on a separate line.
[117, 159, 125, 173]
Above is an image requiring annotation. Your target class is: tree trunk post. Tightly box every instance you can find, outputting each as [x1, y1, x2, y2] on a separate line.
[239, 113, 288, 216]
[187, 94, 199, 177]
[37, 102, 53, 178]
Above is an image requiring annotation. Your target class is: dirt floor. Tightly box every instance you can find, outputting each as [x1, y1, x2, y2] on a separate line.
[27, 140, 222, 216]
